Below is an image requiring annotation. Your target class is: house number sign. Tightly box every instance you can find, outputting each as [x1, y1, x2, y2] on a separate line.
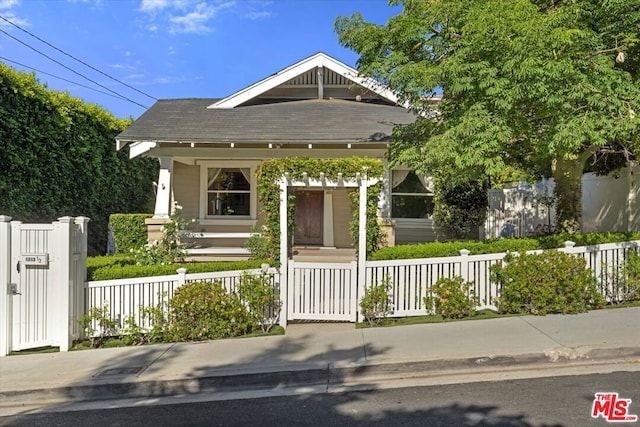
[21, 253, 49, 266]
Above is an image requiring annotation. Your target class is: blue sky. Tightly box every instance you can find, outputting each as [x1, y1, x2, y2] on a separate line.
[0, 0, 400, 119]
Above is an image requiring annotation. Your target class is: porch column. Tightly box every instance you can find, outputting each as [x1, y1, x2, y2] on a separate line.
[279, 179, 288, 327]
[154, 157, 172, 218]
[323, 190, 334, 247]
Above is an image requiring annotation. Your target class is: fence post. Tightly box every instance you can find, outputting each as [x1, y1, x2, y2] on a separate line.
[0, 216, 12, 356]
[176, 268, 187, 286]
[559, 240, 576, 254]
[278, 179, 288, 328]
[459, 249, 470, 283]
[51, 217, 74, 352]
[351, 260, 359, 323]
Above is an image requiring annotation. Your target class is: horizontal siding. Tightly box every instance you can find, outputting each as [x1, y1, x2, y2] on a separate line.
[173, 162, 200, 220]
[332, 189, 353, 248]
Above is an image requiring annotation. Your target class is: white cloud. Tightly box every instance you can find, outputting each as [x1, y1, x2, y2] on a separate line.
[126, 73, 146, 80]
[139, 0, 169, 12]
[138, 0, 242, 35]
[0, 0, 20, 9]
[0, 12, 29, 28]
[168, 2, 215, 34]
[244, 10, 271, 20]
[111, 63, 136, 70]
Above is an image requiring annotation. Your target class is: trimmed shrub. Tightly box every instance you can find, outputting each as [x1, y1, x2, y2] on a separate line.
[490, 251, 604, 315]
[424, 276, 478, 319]
[166, 281, 255, 341]
[88, 260, 267, 281]
[370, 231, 640, 261]
[109, 213, 153, 254]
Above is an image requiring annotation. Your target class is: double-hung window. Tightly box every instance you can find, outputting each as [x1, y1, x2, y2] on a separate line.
[391, 170, 435, 218]
[206, 168, 251, 217]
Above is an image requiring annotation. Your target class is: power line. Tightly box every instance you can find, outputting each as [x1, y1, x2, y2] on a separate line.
[0, 56, 143, 102]
[0, 14, 157, 101]
[0, 27, 149, 109]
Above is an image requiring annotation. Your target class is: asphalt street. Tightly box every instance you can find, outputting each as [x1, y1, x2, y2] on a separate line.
[1, 371, 638, 427]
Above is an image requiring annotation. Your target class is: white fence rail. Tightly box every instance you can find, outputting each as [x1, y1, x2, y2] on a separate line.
[86, 240, 640, 329]
[365, 240, 640, 318]
[86, 268, 277, 332]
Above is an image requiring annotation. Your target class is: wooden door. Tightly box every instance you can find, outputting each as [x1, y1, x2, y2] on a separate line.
[294, 190, 323, 245]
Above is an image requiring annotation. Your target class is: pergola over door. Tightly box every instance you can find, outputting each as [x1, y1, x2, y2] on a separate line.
[278, 173, 379, 326]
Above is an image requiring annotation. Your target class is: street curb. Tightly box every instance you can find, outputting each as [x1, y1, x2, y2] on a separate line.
[2, 347, 639, 405]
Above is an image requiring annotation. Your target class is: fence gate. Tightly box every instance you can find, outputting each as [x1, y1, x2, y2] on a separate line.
[0, 216, 88, 356]
[286, 260, 358, 322]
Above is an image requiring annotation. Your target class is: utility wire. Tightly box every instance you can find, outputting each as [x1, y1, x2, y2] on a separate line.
[0, 14, 157, 101]
[0, 56, 141, 101]
[0, 27, 149, 109]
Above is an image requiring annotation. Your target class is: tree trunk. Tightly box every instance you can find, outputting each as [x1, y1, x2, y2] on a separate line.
[551, 152, 592, 234]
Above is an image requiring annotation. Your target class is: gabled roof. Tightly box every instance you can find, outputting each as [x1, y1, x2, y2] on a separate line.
[209, 52, 399, 109]
[116, 98, 415, 144]
[116, 52, 418, 157]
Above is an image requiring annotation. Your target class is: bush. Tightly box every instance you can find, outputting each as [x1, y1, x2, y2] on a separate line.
[86, 255, 135, 280]
[88, 260, 266, 281]
[238, 267, 282, 333]
[424, 276, 478, 319]
[602, 251, 640, 304]
[78, 303, 120, 348]
[133, 203, 189, 265]
[370, 231, 640, 261]
[360, 276, 393, 326]
[245, 230, 277, 261]
[370, 238, 541, 260]
[109, 214, 153, 254]
[491, 251, 604, 315]
[166, 281, 255, 341]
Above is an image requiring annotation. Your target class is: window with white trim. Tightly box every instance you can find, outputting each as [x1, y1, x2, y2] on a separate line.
[206, 168, 251, 216]
[391, 170, 434, 218]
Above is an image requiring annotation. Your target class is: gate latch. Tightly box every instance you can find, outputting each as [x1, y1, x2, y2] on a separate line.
[9, 283, 20, 295]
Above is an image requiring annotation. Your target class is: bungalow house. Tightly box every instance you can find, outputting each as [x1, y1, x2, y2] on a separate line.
[115, 52, 448, 259]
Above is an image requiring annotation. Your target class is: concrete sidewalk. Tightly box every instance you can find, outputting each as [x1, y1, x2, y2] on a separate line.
[1, 307, 639, 406]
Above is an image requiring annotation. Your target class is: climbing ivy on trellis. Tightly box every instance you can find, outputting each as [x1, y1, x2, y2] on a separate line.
[250, 157, 385, 262]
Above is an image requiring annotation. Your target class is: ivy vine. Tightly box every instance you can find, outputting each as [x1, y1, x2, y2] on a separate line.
[253, 157, 385, 262]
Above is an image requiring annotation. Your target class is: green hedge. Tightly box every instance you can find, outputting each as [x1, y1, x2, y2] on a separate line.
[86, 255, 136, 280]
[370, 232, 640, 261]
[110, 213, 153, 254]
[0, 64, 158, 256]
[88, 259, 268, 281]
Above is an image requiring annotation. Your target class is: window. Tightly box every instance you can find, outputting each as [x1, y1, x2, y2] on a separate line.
[391, 170, 434, 218]
[206, 168, 251, 216]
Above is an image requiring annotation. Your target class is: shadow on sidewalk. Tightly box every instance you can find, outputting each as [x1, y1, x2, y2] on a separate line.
[1, 325, 570, 426]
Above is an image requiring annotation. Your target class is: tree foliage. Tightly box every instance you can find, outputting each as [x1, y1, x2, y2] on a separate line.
[0, 64, 158, 255]
[336, 0, 640, 232]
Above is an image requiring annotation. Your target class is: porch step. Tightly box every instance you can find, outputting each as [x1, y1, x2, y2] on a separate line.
[292, 247, 356, 263]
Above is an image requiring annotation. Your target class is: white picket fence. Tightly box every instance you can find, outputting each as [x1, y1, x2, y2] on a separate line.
[365, 240, 639, 318]
[86, 268, 278, 331]
[85, 240, 640, 330]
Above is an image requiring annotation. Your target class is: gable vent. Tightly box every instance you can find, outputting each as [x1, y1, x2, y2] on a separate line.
[284, 69, 317, 86]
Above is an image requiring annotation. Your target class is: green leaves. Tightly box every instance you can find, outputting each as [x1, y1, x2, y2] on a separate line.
[337, 0, 640, 231]
[0, 63, 158, 255]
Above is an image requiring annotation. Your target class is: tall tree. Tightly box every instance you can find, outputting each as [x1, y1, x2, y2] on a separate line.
[336, 0, 640, 232]
[0, 64, 158, 254]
